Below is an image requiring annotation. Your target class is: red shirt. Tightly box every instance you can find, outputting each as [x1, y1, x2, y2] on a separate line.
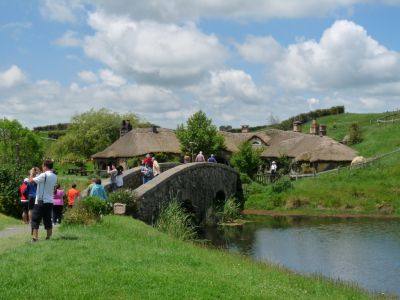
[67, 188, 80, 206]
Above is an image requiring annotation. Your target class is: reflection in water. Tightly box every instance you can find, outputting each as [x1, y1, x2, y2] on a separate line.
[201, 216, 400, 297]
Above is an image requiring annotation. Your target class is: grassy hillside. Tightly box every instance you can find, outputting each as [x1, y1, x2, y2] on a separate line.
[246, 111, 400, 215]
[0, 216, 374, 299]
[0, 213, 21, 230]
[301, 112, 400, 157]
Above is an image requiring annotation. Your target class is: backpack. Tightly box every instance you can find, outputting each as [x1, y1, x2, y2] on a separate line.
[20, 183, 29, 199]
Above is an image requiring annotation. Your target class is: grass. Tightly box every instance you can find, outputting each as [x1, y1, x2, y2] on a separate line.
[0, 216, 376, 299]
[0, 213, 21, 230]
[245, 153, 400, 216]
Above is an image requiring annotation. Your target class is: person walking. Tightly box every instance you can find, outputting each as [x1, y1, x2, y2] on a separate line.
[90, 179, 107, 200]
[67, 184, 80, 208]
[141, 161, 153, 184]
[152, 157, 161, 177]
[27, 167, 40, 223]
[29, 160, 57, 242]
[195, 151, 205, 162]
[207, 154, 217, 163]
[270, 161, 278, 182]
[52, 184, 64, 224]
[19, 178, 29, 224]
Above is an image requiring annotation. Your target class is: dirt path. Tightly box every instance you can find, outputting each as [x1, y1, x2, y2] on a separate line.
[0, 224, 31, 238]
[242, 209, 400, 219]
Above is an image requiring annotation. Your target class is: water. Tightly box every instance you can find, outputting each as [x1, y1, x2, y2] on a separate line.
[202, 216, 400, 297]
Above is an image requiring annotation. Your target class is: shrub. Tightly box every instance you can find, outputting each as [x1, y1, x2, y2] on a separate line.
[0, 168, 22, 218]
[108, 189, 137, 215]
[63, 208, 97, 225]
[348, 123, 363, 145]
[63, 196, 109, 225]
[239, 172, 252, 184]
[127, 157, 140, 169]
[272, 178, 293, 193]
[156, 199, 196, 241]
[218, 197, 241, 223]
[230, 142, 263, 179]
[79, 196, 110, 216]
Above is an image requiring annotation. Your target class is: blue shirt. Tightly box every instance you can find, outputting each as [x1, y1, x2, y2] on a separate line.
[90, 184, 107, 200]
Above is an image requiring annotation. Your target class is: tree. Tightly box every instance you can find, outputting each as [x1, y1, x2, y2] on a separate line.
[0, 118, 44, 171]
[0, 119, 43, 217]
[176, 111, 225, 157]
[348, 123, 363, 145]
[49, 109, 149, 159]
[230, 141, 262, 178]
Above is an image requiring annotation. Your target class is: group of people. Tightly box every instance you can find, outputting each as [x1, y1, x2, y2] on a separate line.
[106, 163, 124, 191]
[183, 151, 218, 163]
[140, 154, 161, 184]
[19, 160, 113, 242]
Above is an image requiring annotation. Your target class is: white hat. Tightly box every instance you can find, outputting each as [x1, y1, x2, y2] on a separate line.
[272, 161, 276, 164]
[24, 178, 29, 182]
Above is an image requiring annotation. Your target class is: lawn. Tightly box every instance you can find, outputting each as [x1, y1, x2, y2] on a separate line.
[0, 213, 21, 230]
[0, 216, 375, 299]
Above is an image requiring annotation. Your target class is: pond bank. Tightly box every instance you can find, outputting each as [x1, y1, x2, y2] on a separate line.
[242, 209, 400, 219]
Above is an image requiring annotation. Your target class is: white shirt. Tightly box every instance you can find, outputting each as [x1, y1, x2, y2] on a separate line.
[33, 171, 57, 204]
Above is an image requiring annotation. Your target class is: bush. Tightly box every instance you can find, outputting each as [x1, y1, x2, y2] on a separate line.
[239, 172, 252, 184]
[348, 123, 363, 145]
[108, 189, 137, 215]
[63, 196, 110, 225]
[127, 157, 140, 169]
[218, 197, 241, 223]
[156, 199, 196, 241]
[230, 142, 262, 179]
[272, 178, 293, 193]
[0, 168, 22, 218]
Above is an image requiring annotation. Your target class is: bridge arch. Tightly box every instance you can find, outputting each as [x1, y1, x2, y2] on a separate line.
[134, 163, 243, 225]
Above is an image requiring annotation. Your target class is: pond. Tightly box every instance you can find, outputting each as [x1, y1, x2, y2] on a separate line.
[201, 216, 400, 297]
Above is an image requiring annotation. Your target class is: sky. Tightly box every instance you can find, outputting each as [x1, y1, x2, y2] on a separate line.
[1, 0, 400, 129]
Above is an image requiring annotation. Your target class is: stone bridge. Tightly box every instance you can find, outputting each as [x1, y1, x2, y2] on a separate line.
[93, 162, 243, 225]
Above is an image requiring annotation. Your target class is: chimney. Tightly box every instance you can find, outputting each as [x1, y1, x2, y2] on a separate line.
[152, 125, 158, 133]
[241, 125, 249, 133]
[310, 120, 319, 135]
[319, 124, 327, 136]
[293, 120, 302, 132]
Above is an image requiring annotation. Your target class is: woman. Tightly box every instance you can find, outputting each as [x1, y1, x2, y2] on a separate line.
[52, 184, 64, 224]
[116, 166, 124, 189]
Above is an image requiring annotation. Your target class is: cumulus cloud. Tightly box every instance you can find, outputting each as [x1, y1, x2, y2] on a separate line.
[0, 65, 27, 89]
[53, 30, 82, 47]
[39, 0, 84, 23]
[83, 12, 227, 86]
[78, 70, 98, 83]
[237, 36, 283, 64]
[88, 0, 368, 22]
[99, 69, 126, 87]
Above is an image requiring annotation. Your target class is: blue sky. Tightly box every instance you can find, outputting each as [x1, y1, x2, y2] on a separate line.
[1, 0, 400, 129]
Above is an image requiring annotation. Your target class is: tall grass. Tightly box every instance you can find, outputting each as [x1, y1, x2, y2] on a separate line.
[156, 199, 196, 241]
[218, 197, 241, 223]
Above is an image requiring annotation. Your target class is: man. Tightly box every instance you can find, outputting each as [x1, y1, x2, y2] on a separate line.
[30, 160, 57, 242]
[270, 161, 278, 182]
[90, 179, 107, 200]
[143, 154, 153, 168]
[67, 184, 80, 208]
[207, 154, 217, 163]
[195, 151, 205, 162]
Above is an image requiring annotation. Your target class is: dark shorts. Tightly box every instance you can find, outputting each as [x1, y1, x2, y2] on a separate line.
[28, 196, 36, 210]
[21, 201, 29, 212]
[31, 203, 53, 230]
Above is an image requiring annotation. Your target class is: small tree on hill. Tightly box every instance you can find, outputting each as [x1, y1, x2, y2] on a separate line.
[348, 123, 363, 145]
[230, 142, 262, 179]
[176, 111, 225, 157]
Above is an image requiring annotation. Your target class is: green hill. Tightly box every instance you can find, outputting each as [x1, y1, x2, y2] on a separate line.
[301, 112, 400, 157]
[245, 111, 400, 216]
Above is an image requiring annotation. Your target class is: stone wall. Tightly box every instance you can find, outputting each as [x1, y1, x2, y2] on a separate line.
[134, 162, 243, 225]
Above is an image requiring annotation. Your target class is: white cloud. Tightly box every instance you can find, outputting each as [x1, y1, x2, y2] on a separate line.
[88, 0, 368, 22]
[237, 36, 283, 64]
[83, 12, 227, 86]
[53, 30, 82, 47]
[39, 0, 84, 23]
[0, 65, 27, 89]
[262, 20, 400, 92]
[99, 69, 126, 87]
[78, 70, 98, 83]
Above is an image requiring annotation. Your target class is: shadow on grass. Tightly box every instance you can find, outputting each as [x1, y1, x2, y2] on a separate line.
[55, 234, 80, 241]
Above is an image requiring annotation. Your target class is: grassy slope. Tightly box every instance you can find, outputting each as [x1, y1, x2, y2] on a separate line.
[0, 213, 21, 230]
[246, 112, 400, 215]
[0, 216, 373, 299]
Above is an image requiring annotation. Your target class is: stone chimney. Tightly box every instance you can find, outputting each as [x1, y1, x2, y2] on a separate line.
[319, 124, 327, 136]
[293, 120, 302, 132]
[241, 125, 249, 133]
[310, 120, 319, 135]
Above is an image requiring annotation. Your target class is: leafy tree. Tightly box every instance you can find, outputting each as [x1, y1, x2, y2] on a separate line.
[0, 119, 43, 217]
[49, 109, 149, 159]
[230, 142, 263, 178]
[0, 118, 44, 171]
[176, 111, 225, 157]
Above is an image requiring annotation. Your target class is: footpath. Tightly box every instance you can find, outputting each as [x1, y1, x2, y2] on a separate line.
[0, 224, 31, 238]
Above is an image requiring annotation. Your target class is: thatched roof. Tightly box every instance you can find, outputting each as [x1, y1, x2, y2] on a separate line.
[92, 128, 181, 159]
[92, 127, 357, 163]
